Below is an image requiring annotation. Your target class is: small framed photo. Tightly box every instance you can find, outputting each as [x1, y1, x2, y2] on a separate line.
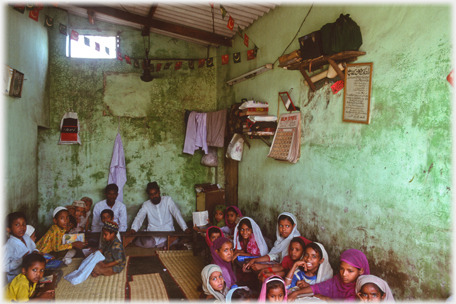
[279, 91, 300, 111]
[9, 69, 24, 98]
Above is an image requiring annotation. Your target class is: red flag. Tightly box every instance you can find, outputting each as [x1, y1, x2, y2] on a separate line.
[198, 59, 206, 68]
[209, 2, 214, 8]
[28, 9, 39, 22]
[35, 3, 44, 10]
[116, 51, 123, 61]
[247, 49, 255, 60]
[447, 69, 454, 86]
[175, 61, 182, 70]
[125, 55, 131, 64]
[227, 15, 234, 31]
[95, 42, 100, 52]
[156, 63, 162, 72]
[70, 30, 79, 41]
[221, 54, 229, 65]
[244, 34, 249, 47]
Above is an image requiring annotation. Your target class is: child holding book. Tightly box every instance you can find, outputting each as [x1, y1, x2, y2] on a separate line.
[4, 253, 54, 301]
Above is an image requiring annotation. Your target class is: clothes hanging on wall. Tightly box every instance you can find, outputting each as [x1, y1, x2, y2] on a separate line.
[108, 133, 127, 202]
[206, 109, 227, 148]
[183, 111, 208, 155]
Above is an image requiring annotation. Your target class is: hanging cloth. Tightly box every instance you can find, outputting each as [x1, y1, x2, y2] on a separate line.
[108, 133, 127, 202]
[183, 111, 208, 155]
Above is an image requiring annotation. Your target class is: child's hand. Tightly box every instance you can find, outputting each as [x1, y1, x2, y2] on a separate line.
[313, 294, 331, 301]
[36, 290, 55, 299]
[72, 241, 88, 249]
[287, 291, 298, 302]
[294, 260, 308, 271]
[296, 280, 310, 289]
[243, 258, 256, 271]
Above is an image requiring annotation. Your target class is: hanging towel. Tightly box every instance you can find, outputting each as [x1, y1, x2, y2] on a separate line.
[108, 133, 127, 202]
[64, 250, 105, 285]
[206, 109, 227, 148]
[183, 111, 208, 155]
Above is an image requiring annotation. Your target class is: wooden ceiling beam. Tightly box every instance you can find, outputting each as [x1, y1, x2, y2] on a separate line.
[142, 4, 158, 36]
[75, 4, 231, 47]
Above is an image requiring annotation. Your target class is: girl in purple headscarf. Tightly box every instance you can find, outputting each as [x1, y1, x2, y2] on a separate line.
[287, 248, 370, 302]
[210, 236, 237, 289]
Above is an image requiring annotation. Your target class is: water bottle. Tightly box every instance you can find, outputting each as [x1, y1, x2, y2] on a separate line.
[237, 255, 260, 262]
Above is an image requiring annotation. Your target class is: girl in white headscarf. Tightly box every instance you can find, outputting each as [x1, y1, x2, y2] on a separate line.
[201, 264, 230, 302]
[232, 217, 268, 261]
[356, 274, 395, 302]
[243, 212, 301, 273]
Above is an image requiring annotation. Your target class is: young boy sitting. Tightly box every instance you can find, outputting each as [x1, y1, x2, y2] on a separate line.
[3, 212, 40, 284]
[98, 209, 121, 249]
[91, 221, 126, 277]
[36, 207, 87, 258]
[4, 253, 54, 301]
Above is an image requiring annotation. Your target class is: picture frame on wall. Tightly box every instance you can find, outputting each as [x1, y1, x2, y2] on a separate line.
[9, 69, 24, 98]
[4, 65, 13, 95]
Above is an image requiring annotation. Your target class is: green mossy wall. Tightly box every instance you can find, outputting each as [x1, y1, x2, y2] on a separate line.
[4, 6, 50, 228]
[220, 4, 452, 300]
[36, 9, 221, 236]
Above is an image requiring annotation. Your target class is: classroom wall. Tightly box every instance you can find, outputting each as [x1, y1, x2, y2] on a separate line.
[220, 4, 452, 300]
[35, 8, 222, 236]
[3, 6, 50, 228]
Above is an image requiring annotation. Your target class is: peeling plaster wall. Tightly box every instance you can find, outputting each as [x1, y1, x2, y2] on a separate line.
[36, 9, 221, 236]
[223, 4, 452, 300]
[4, 6, 50, 227]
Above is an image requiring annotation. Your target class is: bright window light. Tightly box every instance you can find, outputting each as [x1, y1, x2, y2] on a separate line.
[66, 35, 116, 59]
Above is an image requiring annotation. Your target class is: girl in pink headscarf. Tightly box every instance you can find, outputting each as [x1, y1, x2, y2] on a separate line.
[210, 236, 237, 289]
[287, 248, 370, 302]
[258, 275, 288, 302]
[224, 206, 243, 236]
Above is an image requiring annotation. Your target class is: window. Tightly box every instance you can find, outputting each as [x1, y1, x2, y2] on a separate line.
[66, 35, 116, 59]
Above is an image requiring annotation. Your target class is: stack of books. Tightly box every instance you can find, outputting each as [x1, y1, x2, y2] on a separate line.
[239, 101, 275, 136]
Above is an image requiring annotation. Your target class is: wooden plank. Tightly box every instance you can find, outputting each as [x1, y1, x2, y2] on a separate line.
[76, 4, 231, 47]
[142, 4, 158, 36]
[279, 51, 366, 70]
[299, 65, 316, 91]
[327, 58, 345, 80]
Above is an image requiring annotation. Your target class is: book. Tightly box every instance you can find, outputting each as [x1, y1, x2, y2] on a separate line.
[240, 109, 269, 117]
[192, 210, 209, 227]
[39, 275, 53, 283]
[247, 115, 277, 122]
[45, 259, 63, 269]
[239, 100, 268, 110]
[62, 233, 85, 244]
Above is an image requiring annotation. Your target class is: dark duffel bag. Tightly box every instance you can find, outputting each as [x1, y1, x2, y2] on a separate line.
[320, 14, 362, 55]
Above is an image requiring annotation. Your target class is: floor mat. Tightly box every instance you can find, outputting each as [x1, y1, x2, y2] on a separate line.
[156, 250, 204, 300]
[129, 273, 169, 301]
[55, 256, 128, 301]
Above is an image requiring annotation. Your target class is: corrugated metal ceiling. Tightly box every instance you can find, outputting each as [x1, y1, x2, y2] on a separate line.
[58, 2, 280, 47]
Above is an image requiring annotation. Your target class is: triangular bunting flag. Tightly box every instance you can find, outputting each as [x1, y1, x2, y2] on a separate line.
[220, 5, 227, 19]
[133, 59, 139, 68]
[35, 3, 44, 10]
[44, 15, 53, 28]
[237, 27, 243, 38]
[156, 63, 162, 72]
[198, 59, 206, 68]
[227, 15, 234, 31]
[253, 45, 259, 57]
[59, 24, 67, 35]
[207, 58, 214, 67]
[95, 42, 100, 52]
[29, 9, 39, 22]
[233, 52, 241, 63]
[13, 5, 25, 14]
[244, 33, 249, 47]
[209, 2, 214, 8]
[116, 51, 123, 61]
[221, 54, 229, 65]
[70, 30, 79, 41]
[125, 55, 131, 65]
[105, 47, 110, 55]
[247, 49, 255, 60]
[188, 60, 194, 69]
[175, 61, 182, 70]
[164, 62, 172, 70]
[25, 4, 35, 10]
[84, 36, 90, 47]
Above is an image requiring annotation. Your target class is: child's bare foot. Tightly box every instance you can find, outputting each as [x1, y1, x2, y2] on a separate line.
[91, 271, 98, 277]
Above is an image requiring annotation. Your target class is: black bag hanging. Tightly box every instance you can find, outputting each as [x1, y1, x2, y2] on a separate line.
[321, 14, 362, 55]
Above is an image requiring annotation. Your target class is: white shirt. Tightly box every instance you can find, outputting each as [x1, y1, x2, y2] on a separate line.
[130, 196, 188, 244]
[3, 234, 38, 283]
[91, 200, 127, 232]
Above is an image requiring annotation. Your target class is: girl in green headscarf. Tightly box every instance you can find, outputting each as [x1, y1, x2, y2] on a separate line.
[213, 205, 226, 228]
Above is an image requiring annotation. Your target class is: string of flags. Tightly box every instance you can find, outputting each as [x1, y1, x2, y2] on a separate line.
[12, 2, 260, 71]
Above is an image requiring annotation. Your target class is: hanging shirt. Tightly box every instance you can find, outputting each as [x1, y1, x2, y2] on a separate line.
[108, 133, 127, 202]
[183, 111, 208, 155]
[91, 200, 128, 232]
[3, 234, 39, 283]
[130, 196, 188, 245]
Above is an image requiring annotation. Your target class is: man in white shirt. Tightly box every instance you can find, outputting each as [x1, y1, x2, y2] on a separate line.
[125, 181, 190, 248]
[91, 184, 128, 232]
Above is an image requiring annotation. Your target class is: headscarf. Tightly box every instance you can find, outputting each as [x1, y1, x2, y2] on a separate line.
[206, 226, 225, 247]
[355, 275, 395, 302]
[311, 249, 370, 300]
[224, 206, 243, 230]
[214, 205, 227, 228]
[268, 212, 301, 261]
[313, 242, 333, 284]
[233, 217, 268, 256]
[225, 285, 250, 303]
[258, 275, 287, 303]
[201, 264, 229, 302]
[210, 237, 236, 289]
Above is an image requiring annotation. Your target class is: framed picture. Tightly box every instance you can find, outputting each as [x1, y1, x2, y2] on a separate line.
[343, 62, 373, 124]
[278, 91, 300, 111]
[9, 69, 24, 98]
[4, 65, 13, 95]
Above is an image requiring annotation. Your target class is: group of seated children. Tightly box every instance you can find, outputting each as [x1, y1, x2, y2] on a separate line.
[3, 199, 126, 301]
[199, 208, 395, 302]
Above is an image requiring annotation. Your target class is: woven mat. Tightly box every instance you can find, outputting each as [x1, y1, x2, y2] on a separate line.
[129, 273, 169, 301]
[55, 256, 129, 301]
[157, 250, 204, 300]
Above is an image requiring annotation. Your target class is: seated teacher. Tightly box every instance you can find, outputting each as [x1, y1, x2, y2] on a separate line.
[125, 181, 191, 248]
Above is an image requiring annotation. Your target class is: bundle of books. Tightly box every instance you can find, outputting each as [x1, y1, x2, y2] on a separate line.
[239, 107, 269, 116]
[243, 115, 278, 136]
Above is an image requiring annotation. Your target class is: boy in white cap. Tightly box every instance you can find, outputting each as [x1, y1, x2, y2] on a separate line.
[36, 207, 87, 257]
